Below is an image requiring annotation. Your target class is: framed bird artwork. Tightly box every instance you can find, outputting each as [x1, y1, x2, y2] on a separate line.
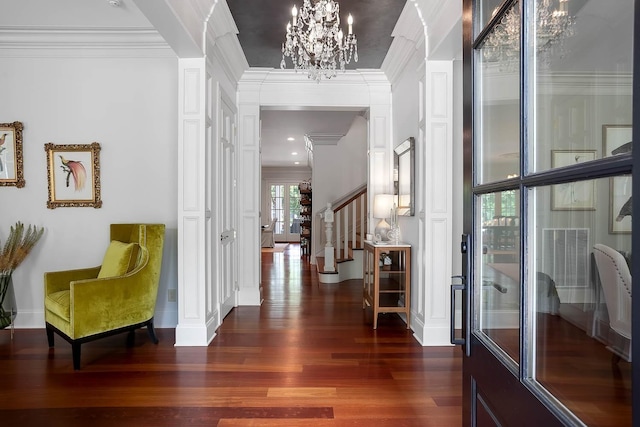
[0, 121, 25, 188]
[603, 124, 632, 234]
[45, 142, 102, 209]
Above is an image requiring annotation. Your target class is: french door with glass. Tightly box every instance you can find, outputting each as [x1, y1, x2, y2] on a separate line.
[269, 183, 301, 242]
[459, 0, 637, 425]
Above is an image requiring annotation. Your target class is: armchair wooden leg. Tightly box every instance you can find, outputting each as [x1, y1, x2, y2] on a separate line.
[72, 343, 81, 370]
[146, 320, 159, 344]
[46, 325, 54, 348]
[126, 330, 136, 347]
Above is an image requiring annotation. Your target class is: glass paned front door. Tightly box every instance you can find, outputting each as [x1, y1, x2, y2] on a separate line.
[464, 0, 636, 425]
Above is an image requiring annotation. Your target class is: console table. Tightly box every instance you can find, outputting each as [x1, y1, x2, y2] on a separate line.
[363, 241, 411, 329]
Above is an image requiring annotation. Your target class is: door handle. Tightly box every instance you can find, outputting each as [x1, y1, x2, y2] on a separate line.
[450, 275, 465, 346]
[451, 234, 471, 356]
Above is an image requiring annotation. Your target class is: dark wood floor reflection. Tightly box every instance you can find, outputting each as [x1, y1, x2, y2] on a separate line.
[0, 243, 462, 426]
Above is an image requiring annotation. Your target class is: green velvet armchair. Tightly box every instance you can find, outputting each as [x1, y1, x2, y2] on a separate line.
[44, 224, 165, 369]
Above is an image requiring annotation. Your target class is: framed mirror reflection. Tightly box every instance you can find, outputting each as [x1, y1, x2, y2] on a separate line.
[393, 137, 415, 216]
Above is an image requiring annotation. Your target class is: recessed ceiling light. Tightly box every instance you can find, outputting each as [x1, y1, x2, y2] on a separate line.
[291, 152, 298, 155]
[287, 137, 295, 141]
[294, 161, 300, 165]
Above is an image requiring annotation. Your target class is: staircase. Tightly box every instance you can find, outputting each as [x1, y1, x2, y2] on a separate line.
[316, 184, 367, 284]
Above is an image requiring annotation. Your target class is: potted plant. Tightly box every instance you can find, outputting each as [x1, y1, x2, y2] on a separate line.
[0, 222, 44, 328]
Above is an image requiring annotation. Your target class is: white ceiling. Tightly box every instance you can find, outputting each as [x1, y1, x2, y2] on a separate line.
[260, 109, 364, 167]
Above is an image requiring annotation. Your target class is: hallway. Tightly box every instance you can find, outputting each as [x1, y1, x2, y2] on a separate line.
[0, 244, 462, 426]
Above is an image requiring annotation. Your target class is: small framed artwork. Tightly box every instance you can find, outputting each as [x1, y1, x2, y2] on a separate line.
[0, 121, 25, 187]
[602, 125, 632, 233]
[609, 176, 632, 234]
[551, 150, 597, 211]
[602, 124, 632, 157]
[45, 142, 102, 209]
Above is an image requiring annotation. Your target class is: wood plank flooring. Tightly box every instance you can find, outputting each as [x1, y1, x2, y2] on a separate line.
[0, 244, 462, 426]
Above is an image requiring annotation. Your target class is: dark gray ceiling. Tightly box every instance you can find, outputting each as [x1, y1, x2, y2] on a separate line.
[226, 0, 407, 69]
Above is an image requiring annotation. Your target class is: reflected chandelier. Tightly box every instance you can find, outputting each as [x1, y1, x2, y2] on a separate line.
[280, 0, 358, 81]
[483, 0, 575, 65]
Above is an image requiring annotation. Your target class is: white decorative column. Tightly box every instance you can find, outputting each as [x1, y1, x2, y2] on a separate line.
[175, 58, 213, 346]
[418, 60, 454, 345]
[236, 74, 265, 306]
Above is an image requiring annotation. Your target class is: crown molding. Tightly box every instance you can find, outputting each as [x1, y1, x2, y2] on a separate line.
[306, 133, 345, 146]
[204, 0, 248, 83]
[381, 1, 425, 85]
[0, 26, 173, 56]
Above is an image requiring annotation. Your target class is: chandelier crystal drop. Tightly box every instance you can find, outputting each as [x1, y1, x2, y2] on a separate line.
[483, 0, 575, 67]
[280, 0, 358, 81]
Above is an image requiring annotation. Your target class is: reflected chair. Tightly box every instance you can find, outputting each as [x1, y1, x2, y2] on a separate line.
[44, 224, 165, 369]
[536, 272, 560, 315]
[593, 243, 632, 362]
[261, 218, 277, 248]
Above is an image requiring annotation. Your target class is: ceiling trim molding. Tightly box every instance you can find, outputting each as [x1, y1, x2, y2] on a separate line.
[0, 26, 170, 51]
[206, 35, 246, 86]
[382, 37, 422, 85]
[204, 0, 248, 82]
[244, 68, 389, 85]
[381, 2, 425, 85]
[239, 68, 389, 110]
[306, 133, 345, 146]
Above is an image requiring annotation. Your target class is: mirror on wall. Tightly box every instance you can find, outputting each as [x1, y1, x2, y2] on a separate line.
[394, 137, 415, 216]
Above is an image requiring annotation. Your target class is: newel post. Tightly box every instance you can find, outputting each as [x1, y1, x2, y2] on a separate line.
[323, 203, 336, 272]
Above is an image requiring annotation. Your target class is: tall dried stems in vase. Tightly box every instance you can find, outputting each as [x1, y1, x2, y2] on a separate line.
[0, 222, 44, 328]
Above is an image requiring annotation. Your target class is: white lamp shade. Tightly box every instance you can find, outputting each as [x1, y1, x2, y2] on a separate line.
[373, 194, 395, 219]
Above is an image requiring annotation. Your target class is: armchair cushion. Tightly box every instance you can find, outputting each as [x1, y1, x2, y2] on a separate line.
[46, 290, 71, 321]
[97, 241, 139, 279]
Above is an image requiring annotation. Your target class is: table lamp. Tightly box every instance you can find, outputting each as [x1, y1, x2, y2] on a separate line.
[373, 194, 394, 241]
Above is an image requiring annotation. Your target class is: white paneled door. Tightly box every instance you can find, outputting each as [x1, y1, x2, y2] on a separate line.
[219, 93, 237, 321]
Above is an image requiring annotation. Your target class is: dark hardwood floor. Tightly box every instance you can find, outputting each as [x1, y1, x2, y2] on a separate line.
[0, 244, 462, 426]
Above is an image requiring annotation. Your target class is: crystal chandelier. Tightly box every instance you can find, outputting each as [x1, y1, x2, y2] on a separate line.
[483, 0, 575, 66]
[280, 0, 358, 81]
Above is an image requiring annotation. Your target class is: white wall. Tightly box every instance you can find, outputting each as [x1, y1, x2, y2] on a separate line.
[0, 53, 179, 328]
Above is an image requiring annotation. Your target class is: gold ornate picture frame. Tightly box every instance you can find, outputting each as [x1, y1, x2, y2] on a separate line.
[0, 121, 25, 187]
[45, 142, 102, 209]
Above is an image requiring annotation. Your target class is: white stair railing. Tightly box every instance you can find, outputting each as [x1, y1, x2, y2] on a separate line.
[317, 185, 367, 272]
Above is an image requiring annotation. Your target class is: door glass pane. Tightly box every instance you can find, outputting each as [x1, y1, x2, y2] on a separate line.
[529, 0, 633, 174]
[289, 186, 301, 235]
[477, 190, 521, 363]
[270, 185, 285, 235]
[477, 1, 520, 184]
[531, 177, 631, 427]
[475, 0, 508, 38]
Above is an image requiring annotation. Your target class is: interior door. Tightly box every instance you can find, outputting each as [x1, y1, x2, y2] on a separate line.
[219, 93, 237, 321]
[458, 0, 636, 426]
[269, 183, 301, 242]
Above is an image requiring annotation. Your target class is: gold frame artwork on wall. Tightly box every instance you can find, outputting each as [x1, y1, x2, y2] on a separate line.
[45, 142, 102, 209]
[0, 121, 25, 187]
[550, 150, 597, 211]
[602, 124, 632, 234]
